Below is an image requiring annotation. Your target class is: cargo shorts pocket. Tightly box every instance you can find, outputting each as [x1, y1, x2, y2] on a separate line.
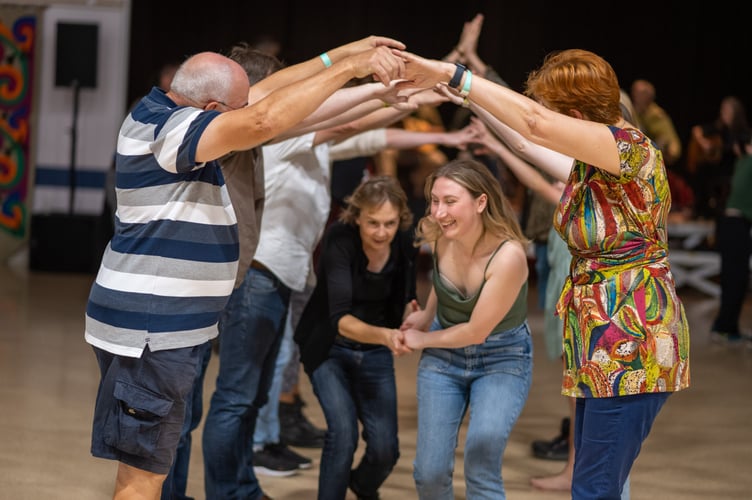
[103, 380, 174, 457]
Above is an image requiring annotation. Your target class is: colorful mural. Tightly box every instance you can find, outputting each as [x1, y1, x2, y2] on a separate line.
[0, 13, 35, 238]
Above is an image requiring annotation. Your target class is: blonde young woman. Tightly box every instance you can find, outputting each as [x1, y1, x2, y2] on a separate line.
[401, 159, 532, 499]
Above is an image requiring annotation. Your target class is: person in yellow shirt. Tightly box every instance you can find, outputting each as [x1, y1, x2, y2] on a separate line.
[631, 79, 696, 219]
[630, 79, 682, 167]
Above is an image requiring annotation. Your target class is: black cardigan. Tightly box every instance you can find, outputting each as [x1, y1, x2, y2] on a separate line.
[294, 222, 418, 376]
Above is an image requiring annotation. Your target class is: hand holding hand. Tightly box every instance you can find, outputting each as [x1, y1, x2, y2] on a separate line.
[447, 123, 484, 150]
[409, 87, 451, 108]
[394, 51, 449, 92]
[342, 35, 406, 56]
[386, 328, 412, 356]
[466, 116, 501, 155]
[349, 46, 405, 86]
[377, 80, 409, 107]
[468, 116, 490, 141]
[402, 328, 426, 351]
[434, 82, 463, 106]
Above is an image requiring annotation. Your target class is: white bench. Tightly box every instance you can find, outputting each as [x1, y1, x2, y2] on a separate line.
[668, 250, 721, 297]
[666, 221, 752, 297]
[667, 221, 719, 297]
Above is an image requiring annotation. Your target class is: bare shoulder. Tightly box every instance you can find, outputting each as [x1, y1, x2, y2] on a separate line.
[488, 239, 529, 274]
[499, 239, 528, 261]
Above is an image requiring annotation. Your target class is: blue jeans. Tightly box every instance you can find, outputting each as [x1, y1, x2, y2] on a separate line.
[572, 392, 670, 500]
[311, 342, 399, 500]
[202, 267, 291, 500]
[413, 321, 533, 500]
[253, 308, 294, 447]
[161, 341, 212, 500]
[254, 285, 313, 447]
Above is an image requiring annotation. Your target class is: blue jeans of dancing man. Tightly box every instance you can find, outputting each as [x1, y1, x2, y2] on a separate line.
[202, 266, 291, 500]
[253, 285, 313, 448]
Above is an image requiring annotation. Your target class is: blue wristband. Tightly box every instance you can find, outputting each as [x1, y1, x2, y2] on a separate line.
[319, 52, 332, 68]
[460, 70, 473, 97]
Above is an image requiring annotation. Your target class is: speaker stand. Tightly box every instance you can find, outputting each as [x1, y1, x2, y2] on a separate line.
[69, 79, 79, 215]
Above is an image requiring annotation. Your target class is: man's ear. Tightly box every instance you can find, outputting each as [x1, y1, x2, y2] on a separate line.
[569, 109, 584, 120]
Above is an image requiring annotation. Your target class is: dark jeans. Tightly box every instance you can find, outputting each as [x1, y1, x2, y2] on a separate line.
[161, 341, 212, 500]
[712, 214, 752, 335]
[311, 342, 399, 500]
[572, 393, 670, 500]
[202, 267, 291, 500]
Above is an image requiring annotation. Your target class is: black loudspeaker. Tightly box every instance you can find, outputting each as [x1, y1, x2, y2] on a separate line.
[55, 22, 99, 88]
[29, 214, 107, 273]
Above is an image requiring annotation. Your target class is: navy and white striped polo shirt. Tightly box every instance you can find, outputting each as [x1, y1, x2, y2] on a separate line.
[85, 87, 239, 357]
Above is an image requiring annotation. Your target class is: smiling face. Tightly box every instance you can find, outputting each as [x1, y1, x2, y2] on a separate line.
[356, 201, 401, 253]
[429, 176, 486, 238]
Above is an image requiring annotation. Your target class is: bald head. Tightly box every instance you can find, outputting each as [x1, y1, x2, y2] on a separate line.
[169, 52, 250, 110]
[630, 79, 656, 113]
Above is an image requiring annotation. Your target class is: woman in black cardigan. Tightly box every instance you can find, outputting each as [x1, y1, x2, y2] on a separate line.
[295, 175, 418, 500]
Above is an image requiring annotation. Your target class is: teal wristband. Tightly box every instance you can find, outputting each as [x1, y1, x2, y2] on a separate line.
[319, 52, 332, 68]
[459, 70, 472, 97]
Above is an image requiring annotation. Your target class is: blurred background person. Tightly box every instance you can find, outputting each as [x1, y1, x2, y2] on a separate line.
[687, 96, 750, 219]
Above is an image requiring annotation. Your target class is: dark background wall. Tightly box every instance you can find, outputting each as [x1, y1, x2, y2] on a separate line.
[128, 0, 751, 169]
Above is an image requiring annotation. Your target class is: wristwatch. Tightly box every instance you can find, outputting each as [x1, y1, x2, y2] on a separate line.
[449, 63, 466, 90]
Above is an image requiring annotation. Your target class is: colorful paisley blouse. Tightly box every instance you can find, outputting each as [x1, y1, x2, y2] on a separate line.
[554, 126, 690, 398]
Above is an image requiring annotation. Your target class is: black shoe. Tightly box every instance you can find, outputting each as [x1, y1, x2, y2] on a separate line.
[252, 443, 301, 477]
[279, 395, 326, 448]
[531, 417, 569, 461]
[351, 490, 380, 500]
[266, 442, 312, 469]
[349, 476, 380, 500]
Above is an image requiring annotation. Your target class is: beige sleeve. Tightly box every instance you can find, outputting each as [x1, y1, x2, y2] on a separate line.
[328, 129, 388, 161]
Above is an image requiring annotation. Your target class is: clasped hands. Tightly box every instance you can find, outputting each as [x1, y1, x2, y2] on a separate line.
[386, 299, 434, 357]
[352, 35, 466, 100]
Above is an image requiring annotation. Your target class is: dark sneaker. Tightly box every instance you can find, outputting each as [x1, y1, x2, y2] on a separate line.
[350, 476, 381, 500]
[531, 417, 569, 461]
[252, 444, 299, 477]
[264, 442, 312, 469]
[711, 329, 752, 345]
[279, 396, 326, 448]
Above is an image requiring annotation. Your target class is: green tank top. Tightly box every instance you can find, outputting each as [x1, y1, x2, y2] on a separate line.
[433, 240, 528, 333]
